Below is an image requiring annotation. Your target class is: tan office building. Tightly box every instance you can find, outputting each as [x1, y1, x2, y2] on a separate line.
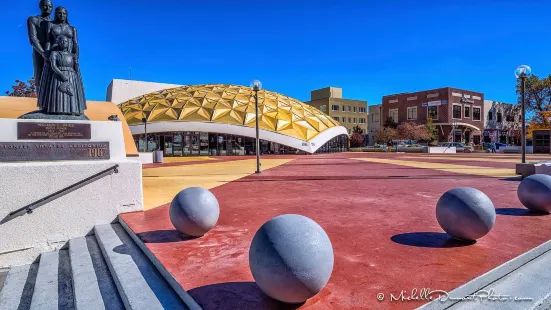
[304, 87, 368, 134]
[368, 104, 382, 145]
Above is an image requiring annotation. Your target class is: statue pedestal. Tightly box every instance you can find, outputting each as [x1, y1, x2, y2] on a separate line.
[0, 118, 143, 267]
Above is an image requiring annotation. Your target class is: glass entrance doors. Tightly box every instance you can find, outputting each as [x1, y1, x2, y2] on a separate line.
[191, 134, 200, 155]
[135, 131, 349, 157]
[164, 134, 173, 156]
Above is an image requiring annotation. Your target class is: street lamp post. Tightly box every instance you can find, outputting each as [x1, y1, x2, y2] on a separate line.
[250, 80, 262, 173]
[548, 116, 551, 155]
[515, 65, 532, 164]
[142, 117, 147, 152]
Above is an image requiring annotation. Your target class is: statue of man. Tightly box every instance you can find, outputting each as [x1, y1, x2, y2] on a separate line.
[27, 0, 53, 96]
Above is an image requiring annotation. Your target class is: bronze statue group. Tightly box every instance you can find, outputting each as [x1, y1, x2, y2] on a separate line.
[27, 0, 86, 117]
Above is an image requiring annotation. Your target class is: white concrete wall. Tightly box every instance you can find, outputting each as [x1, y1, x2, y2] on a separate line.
[0, 160, 143, 267]
[499, 146, 534, 154]
[138, 152, 154, 164]
[0, 119, 143, 267]
[428, 147, 457, 153]
[106, 79, 182, 104]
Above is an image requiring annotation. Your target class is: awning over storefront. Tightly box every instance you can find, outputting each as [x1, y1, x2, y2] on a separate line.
[434, 122, 481, 132]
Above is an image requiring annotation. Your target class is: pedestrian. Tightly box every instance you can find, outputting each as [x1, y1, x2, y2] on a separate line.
[387, 141, 393, 153]
[491, 143, 497, 153]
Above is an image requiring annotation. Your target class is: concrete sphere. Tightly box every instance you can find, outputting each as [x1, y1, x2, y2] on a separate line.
[169, 187, 220, 237]
[249, 214, 334, 304]
[436, 187, 496, 241]
[518, 174, 551, 213]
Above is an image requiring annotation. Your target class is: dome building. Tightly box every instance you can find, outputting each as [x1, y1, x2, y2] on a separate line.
[112, 81, 349, 156]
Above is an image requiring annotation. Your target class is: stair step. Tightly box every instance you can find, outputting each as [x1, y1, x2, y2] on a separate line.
[0, 263, 38, 310]
[0, 269, 8, 291]
[94, 223, 187, 310]
[448, 249, 551, 310]
[69, 236, 124, 310]
[30, 250, 74, 310]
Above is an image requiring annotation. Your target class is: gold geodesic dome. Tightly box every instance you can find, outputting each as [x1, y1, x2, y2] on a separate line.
[118, 84, 341, 141]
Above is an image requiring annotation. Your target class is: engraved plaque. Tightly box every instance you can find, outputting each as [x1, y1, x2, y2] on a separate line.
[0, 142, 110, 162]
[17, 122, 91, 140]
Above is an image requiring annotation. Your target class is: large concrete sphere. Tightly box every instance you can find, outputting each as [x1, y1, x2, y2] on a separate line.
[249, 214, 334, 304]
[169, 187, 220, 237]
[518, 174, 551, 213]
[436, 187, 496, 241]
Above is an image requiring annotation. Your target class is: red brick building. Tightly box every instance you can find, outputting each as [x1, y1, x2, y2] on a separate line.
[381, 87, 485, 144]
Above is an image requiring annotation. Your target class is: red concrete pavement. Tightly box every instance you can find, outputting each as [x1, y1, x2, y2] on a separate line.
[121, 153, 551, 310]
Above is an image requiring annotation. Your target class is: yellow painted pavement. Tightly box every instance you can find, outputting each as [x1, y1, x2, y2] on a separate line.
[401, 156, 532, 164]
[162, 156, 217, 163]
[353, 157, 517, 177]
[142, 158, 293, 210]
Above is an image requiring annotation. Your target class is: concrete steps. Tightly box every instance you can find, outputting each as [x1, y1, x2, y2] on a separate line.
[0, 223, 197, 310]
[0, 263, 38, 310]
[419, 240, 551, 310]
[95, 224, 186, 310]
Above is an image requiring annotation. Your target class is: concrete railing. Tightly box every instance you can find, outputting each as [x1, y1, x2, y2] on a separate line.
[499, 146, 534, 154]
[428, 147, 456, 154]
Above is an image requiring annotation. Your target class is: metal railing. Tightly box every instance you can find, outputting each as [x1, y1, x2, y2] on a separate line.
[3, 165, 119, 222]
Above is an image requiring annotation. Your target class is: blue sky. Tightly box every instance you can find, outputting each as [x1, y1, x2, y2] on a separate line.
[3, 0, 550, 105]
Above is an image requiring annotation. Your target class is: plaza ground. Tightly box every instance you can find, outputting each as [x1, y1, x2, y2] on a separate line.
[122, 152, 551, 309]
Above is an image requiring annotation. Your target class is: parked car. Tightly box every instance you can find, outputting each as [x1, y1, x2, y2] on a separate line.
[495, 143, 507, 150]
[482, 142, 508, 151]
[441, 142, 474, 153]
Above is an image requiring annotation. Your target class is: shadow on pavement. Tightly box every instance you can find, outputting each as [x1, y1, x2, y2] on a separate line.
[136, 230, 197, 243]
[499, 176, 522, 182]
[391, 232, 476, 248]
[187, 281, 304, 310]
[495, 208, 549, 217]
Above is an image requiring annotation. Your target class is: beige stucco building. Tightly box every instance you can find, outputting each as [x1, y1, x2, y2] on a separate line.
[304, 87, 368, 134]
[368, 104, 382, 145]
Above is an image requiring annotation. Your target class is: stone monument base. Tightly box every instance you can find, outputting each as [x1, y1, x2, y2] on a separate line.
[18, 110, 90, 120]
[0, 118, 143, 267]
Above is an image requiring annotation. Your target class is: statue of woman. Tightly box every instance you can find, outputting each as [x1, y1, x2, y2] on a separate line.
[36, 6, 86, 115]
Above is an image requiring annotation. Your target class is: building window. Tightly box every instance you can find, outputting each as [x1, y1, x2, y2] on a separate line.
[506, 115, 514, 122]
[473, 107, 481, 121]
[320, 105, 327, 112]
[453, 104, 462, 119]
[334, 116, 339, 122]
[464, 106, 470, 118]
[353, 118, 357, 123]
[348, 117, 352, 123]
[359, 107, 366, 113]
[488, 111, 493, 120]
[372, 113, 380, 122]
[428, 106, 438, 120]
[342, 106, 346, 112]
[348, 106, 351, 112]
[341, 117, 345, 123]
[389, 109, 398, 123]
[359, 118, 366, 124]
[331, 105, 339, 111]
[407, 107, 417, 120]
[354, 107, 357, 112]
[497, 112, 502, 123]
